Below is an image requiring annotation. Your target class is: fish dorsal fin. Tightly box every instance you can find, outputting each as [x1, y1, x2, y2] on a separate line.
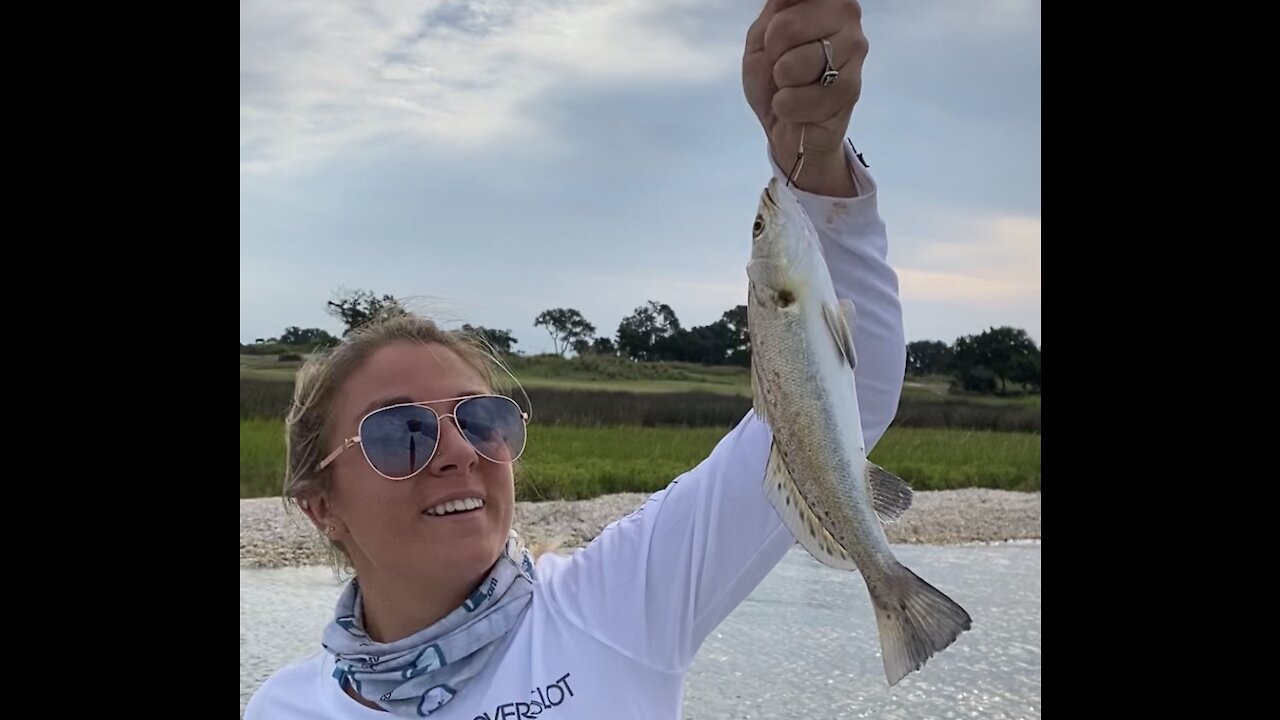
[763, 439, 859, 571]
[866, 462, 913, 523]
[822, 299, 858, 370]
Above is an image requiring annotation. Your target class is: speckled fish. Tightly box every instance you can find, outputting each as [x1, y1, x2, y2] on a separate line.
[746, 176, 972, 686]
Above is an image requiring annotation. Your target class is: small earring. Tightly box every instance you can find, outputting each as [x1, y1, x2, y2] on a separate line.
[325, 526, 335, 537]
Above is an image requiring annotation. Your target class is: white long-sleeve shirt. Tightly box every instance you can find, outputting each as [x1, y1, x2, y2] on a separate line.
[244, 143, 905, 720]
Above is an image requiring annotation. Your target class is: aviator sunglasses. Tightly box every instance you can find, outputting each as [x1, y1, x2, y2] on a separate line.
[318, 394, 530, 481]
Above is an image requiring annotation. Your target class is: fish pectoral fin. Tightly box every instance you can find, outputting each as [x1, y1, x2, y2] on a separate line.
[867, 462, 913, 524]
[822, 299, 857, 371]
[763, 439, 859, 571]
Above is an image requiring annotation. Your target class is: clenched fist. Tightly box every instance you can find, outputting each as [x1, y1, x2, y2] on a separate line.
[743, 0, 868, 197]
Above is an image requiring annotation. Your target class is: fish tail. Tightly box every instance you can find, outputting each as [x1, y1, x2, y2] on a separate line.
[871, 562, 972, 686]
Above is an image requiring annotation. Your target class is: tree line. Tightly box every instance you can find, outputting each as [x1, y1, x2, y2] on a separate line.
[906, 330, 1040, 394]
[242, 287, 1040, 394]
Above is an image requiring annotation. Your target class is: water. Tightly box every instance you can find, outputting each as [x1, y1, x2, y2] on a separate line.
[241, 542, 1040, 718]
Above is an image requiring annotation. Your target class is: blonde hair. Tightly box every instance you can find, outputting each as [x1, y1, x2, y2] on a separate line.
[282, 312, 526, 573]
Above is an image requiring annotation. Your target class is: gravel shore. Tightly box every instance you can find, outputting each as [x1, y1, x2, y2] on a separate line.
[241, 488, 1041, 569]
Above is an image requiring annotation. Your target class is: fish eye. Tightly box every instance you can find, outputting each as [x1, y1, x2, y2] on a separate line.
[777, 289, 795, 307]
[752, 215, 764, 237]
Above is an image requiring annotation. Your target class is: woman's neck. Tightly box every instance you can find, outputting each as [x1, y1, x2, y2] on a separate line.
[356, 565, 490, 643]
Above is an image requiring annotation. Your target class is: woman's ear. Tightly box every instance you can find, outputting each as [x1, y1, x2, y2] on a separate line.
[299, 493, 347, 541]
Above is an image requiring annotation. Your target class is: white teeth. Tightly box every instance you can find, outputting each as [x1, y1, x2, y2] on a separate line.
[425, 498, 485, 516]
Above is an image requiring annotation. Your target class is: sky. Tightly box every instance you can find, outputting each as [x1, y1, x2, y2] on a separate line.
[241, 0, 1041, 355]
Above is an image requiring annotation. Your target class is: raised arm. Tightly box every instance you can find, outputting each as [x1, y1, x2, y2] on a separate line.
[536, 0, 904, 675]
[538, 143, 905, 673]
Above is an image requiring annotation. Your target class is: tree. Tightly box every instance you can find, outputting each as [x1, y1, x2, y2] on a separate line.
[952, 326, 1040, 394]
[278, 326, 340, 349]
[460, 324, 518, 354]
[325, 288, 406, 336]
[590, 337, 618, 355]
[906, 340, 954, 377]
[616, 301, 681, 361]
[720, 304, 751, 366]
[533, 308, 596, 357]
[657, 323, 736, 364]
[1010, 352, 1041, 393]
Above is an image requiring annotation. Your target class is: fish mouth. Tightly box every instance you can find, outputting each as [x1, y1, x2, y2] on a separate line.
[763, 181, 776, 208]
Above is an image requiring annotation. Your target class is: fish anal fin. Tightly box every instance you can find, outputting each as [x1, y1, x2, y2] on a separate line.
[763, 440, 858, 571]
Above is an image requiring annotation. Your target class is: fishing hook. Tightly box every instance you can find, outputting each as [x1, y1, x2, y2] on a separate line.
[786, 124, 806, 188]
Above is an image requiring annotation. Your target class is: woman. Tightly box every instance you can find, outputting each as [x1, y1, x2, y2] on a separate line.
[245, 1, 904, 717]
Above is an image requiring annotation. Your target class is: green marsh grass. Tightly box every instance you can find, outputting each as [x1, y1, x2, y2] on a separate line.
[240, 421, 1040, 499]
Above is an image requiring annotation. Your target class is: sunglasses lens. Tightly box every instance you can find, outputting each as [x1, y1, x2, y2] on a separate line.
[360, 405, 439, 479]
[456, 396, 527, 463]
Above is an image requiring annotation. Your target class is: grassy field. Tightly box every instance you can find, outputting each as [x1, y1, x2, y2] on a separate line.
[242, 355, 1038, 404]
[241, 420, 1040, 499]
[241, 354, 1040, 499]
[243, 377, 1040, 433]
[241, 353, 751, 394]
[902, 379, 1041, 407]
[241, 367, 747, 396]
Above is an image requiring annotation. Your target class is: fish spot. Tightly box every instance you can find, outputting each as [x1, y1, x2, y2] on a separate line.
[785, 496, 791, 506]
[777, 289, 795, 307]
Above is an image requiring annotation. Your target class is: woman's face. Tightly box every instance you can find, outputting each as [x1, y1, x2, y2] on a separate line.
[315, 342, 518, 585]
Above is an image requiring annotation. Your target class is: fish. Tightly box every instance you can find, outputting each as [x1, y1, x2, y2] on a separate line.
[746, 175, 972, 686]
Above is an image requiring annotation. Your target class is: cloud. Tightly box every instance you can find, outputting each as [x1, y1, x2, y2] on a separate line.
[895, 211, 1040, 305]
[240, 0, 742, 176]
[898, 268, 1037, 304]
[241, 0, 1042, 351]
[569, 271, 745, 313]
[875, 0, 1039, 40]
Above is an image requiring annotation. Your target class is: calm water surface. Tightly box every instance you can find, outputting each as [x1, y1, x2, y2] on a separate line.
[241, 542, 1041, 719]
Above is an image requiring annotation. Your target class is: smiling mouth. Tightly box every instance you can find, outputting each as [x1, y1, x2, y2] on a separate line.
[423, 498, 486, 517]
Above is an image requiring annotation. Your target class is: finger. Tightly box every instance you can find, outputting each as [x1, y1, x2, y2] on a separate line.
[773, 25, 866, 89]
[746, 0, 807, 54]
[771, 57, 863, 125]
[764, 0, 861, 65]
